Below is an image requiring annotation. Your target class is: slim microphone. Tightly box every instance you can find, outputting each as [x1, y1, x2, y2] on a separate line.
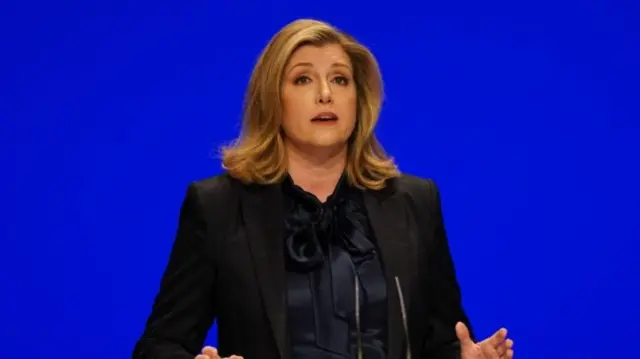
[355, 276, 363, 359]
[354, 276, 412, 359]
[394, 276, 412, 359]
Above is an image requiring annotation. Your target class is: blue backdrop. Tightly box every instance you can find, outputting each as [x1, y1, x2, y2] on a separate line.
[2, 1, 638, 358]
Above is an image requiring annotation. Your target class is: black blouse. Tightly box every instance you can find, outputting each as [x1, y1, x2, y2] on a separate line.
[282, 174, 388, 359]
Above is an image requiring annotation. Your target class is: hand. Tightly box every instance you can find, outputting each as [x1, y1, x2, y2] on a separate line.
[456, 322, 514, 359]
[196, 346, 244, 359]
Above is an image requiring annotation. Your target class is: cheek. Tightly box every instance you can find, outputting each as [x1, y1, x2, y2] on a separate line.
[281, 97, 311, 142]
[281, 92, 300, 130]
[342, 91, 358, 128]
[280, 113, 298, 139]
[282, 88, 312, 120]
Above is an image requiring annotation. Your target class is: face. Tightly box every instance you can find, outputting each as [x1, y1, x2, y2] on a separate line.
[281, 43, 357, 152]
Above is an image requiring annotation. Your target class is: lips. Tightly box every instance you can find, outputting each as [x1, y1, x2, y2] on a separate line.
[311, 111, 338, 122]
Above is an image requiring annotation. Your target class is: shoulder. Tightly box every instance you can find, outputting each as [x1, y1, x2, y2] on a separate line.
[391, 173, 441, 203]
[190, 172, 238, 196]
[384, 173, 446, 221]
[184, 172, 243, 211]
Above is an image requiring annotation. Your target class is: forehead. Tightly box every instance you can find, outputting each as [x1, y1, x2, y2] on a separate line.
[286, 43, 351, 68]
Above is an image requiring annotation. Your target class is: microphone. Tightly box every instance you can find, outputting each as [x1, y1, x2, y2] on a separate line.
[354, 275, 412, 359]
[394, 276, 412, 359]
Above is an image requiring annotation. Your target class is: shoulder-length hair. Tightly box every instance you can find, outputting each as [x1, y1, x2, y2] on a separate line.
[220, 19, 400, 190]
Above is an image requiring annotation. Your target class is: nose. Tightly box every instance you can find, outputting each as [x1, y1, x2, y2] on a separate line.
[316, 81, 333, 104]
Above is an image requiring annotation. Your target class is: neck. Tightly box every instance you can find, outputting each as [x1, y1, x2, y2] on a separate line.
[285, 141, 348, 202]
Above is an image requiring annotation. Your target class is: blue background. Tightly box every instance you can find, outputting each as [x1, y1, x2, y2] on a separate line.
[2, 1, 638, 358]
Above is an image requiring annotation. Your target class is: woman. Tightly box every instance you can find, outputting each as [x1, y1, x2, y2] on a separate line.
[133, 19, 514, 359]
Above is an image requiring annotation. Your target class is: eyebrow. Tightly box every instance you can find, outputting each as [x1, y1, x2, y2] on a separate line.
[287, 62, 352, 73]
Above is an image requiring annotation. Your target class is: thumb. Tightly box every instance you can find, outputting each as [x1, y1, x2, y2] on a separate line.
[455, 322, 474, 349]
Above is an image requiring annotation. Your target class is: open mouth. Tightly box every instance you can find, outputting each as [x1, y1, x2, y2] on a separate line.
[311, 112, 338, 123]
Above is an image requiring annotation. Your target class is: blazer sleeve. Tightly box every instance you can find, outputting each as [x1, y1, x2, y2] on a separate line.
[132, 183, 218, 359]
[420, 179, 474, 359]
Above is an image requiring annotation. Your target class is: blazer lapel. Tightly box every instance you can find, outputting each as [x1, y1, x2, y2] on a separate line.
[364, 183, 416, 359]
[241, 184, 288, 359]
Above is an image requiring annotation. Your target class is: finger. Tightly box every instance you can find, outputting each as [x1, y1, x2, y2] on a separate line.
[481, 342, 500, 359]
[496, 342, 507, 356]
[195, 356, 210, 359]
[505, 338, 514, 349]
[487, 327, 508, 347]
[454, 322, 474, 349]
[502, 348, 514, 358]
[202, 347, 220, 359]
[228, 356, 244, 359]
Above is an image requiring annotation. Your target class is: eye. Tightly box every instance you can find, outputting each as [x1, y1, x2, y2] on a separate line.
[294, 75, 311, 85]
[333, 76, 350, 86]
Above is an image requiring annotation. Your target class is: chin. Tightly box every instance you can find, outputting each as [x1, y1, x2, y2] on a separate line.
[308, 136, 349, 149]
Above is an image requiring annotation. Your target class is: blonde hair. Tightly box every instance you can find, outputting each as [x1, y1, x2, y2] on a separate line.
[221, 19, 400, 190]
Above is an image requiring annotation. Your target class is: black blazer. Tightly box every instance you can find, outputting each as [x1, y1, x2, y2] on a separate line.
[133, 173, 473, 359]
